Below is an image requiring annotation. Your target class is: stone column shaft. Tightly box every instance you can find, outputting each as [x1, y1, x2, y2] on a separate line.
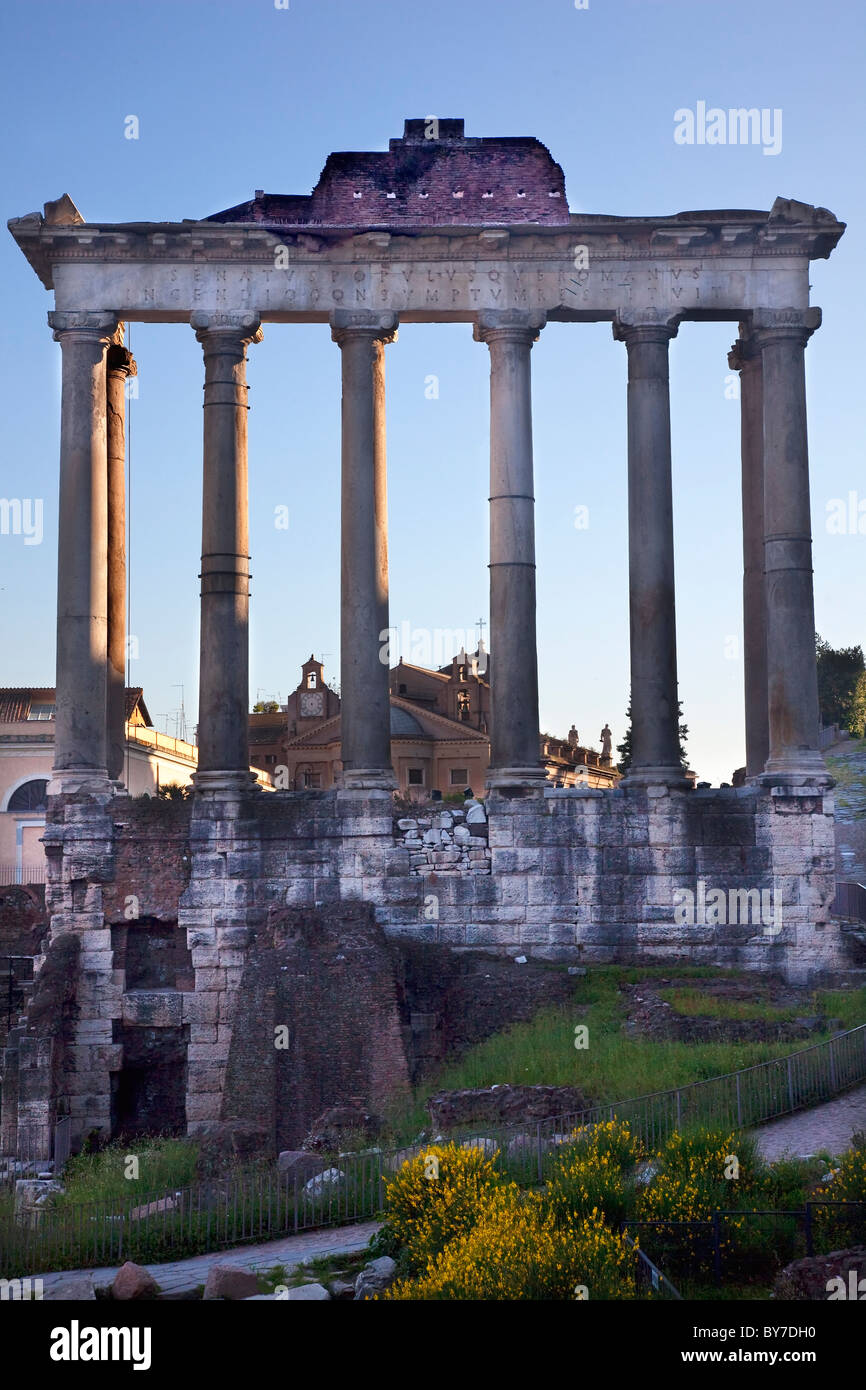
[191, 312, 261, 794]
[754, 307, 826, 782]
[106, 336, 137, 785]
[614, 316, 686, 787]
[729, 333, 769, 779]
[475, 311, 545, 785]
[331, 311, 397, 790]
[48, 311, 118, 792]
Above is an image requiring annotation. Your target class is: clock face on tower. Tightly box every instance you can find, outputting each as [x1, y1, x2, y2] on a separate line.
[300, 691, 325, 718]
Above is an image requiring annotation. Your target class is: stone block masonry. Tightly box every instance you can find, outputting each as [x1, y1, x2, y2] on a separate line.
[1, 777, 855, 1158]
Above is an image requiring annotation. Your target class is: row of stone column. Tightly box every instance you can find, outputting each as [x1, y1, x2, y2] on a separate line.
[47, 303, 826, 797]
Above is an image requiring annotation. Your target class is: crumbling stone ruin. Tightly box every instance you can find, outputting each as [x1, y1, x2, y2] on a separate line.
[1, 120, 855, 1159]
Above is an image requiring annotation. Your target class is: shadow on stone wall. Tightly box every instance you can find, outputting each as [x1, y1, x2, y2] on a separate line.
[391, 941, 578, 1082]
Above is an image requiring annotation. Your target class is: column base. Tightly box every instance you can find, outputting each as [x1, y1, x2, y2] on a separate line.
[486, 765, 549, 791]
[47, 767, 112, 797]
[338, 768, 397, 794]
[759, 751, 833, 790]
[192, 769, 259, 797]
[621, 765, 690, 791]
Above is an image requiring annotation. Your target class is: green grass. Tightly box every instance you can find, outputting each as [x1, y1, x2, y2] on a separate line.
[381, 968, 866, 1143]
[660, 988, 801, 1023]
[56, 1137, 199, 1210]
[815, 987, 866, 1029]
[257, 1262, 290, 1292]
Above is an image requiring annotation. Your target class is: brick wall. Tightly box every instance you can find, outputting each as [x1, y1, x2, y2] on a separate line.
[210, 120, 571, 230]
[222, 902, 410, 1149]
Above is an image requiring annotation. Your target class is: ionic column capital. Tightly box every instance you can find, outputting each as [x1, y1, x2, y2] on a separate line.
[612, 311, 681, 346]
[330, 310, 398, 346]
[190, 311, 262, 347]
[473, 309, 545, 345]
[49, 310, 118, 344]
[749, 306, 822, 347]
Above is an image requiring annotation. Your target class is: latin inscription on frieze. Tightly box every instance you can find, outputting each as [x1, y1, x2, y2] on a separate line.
[53, 251, 805, 319]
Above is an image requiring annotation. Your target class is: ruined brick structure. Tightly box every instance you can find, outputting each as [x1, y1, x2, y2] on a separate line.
[2, 120, 855, 1158]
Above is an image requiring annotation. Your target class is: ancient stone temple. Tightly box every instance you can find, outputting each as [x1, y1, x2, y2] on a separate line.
[3, 119, 854, 1157]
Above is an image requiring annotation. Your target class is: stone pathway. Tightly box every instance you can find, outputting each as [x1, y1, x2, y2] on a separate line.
[35, 1218, 380, 1300]
[30, 1088, 866, 1298]
[751, 1083, 866, 1161]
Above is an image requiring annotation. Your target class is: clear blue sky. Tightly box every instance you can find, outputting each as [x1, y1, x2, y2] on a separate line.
[1, 0, 863, 783]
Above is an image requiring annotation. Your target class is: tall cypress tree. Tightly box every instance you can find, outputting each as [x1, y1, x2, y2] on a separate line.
[616, 696, 689, 773]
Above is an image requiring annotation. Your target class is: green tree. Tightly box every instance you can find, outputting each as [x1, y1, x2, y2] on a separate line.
[616, 696, 689, 774]
[816, 634, 866, 735]
[253, 700, 280, 713]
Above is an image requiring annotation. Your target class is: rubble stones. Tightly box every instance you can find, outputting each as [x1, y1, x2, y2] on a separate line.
[772, 1246, 866, 1300]
[194, 1120, 271, 1177]
[111, 1262, 160, 1301]
[285, 1283, 331, 1300]
[354, 1256, 397, 1300]
[278, 1150, 328, 1183]
[14, 1178, 63, 1229]
[395, 804, 491, 875]
[303, 1166, 345, 1196]
[303, 1103, 379, 1152]
[428, 1084, 592, 1131]
[129, 1195, 179, 1222]
[203, 1262, 261, 1301]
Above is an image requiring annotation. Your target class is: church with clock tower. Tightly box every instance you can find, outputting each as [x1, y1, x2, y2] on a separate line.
[286, 655, 340, 731]
[248, 650, 616, 796]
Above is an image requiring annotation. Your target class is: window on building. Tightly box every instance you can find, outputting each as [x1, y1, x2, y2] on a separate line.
[27, 704, 55, 721]
[457, 665, 467, 683]
[398, 683, 407, 695]
[306, 672, 317, 689]
[407, 768, 424, 786]
[265, 754, 277, 765]
[449, 768, 468, 786]
[457, 691, 470, 721]
[8, 779, 48, 812]
[303, 771, 322, 789]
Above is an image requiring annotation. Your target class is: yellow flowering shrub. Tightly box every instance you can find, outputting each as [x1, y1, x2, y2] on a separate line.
[547, 1149, 631, 1226]
[813, 1146, 866, 1248]
[658, 1129, 756, 1184]
[382, 1143, 504, 1271]
[814, 1145, 866, 1204]
[636, 1130, 746, 1270]
[546, 1120, 643, 1226]
[556, 1119, 645, 1170]
[384, 1191, 637, 1301]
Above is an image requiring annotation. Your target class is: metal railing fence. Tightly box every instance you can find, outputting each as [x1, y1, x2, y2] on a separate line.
[622, 1231, 682, 1299]
[2, 1024, 864, 1274]
[623, 1201, 866, 1291]
[0, 865, 46, 885]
